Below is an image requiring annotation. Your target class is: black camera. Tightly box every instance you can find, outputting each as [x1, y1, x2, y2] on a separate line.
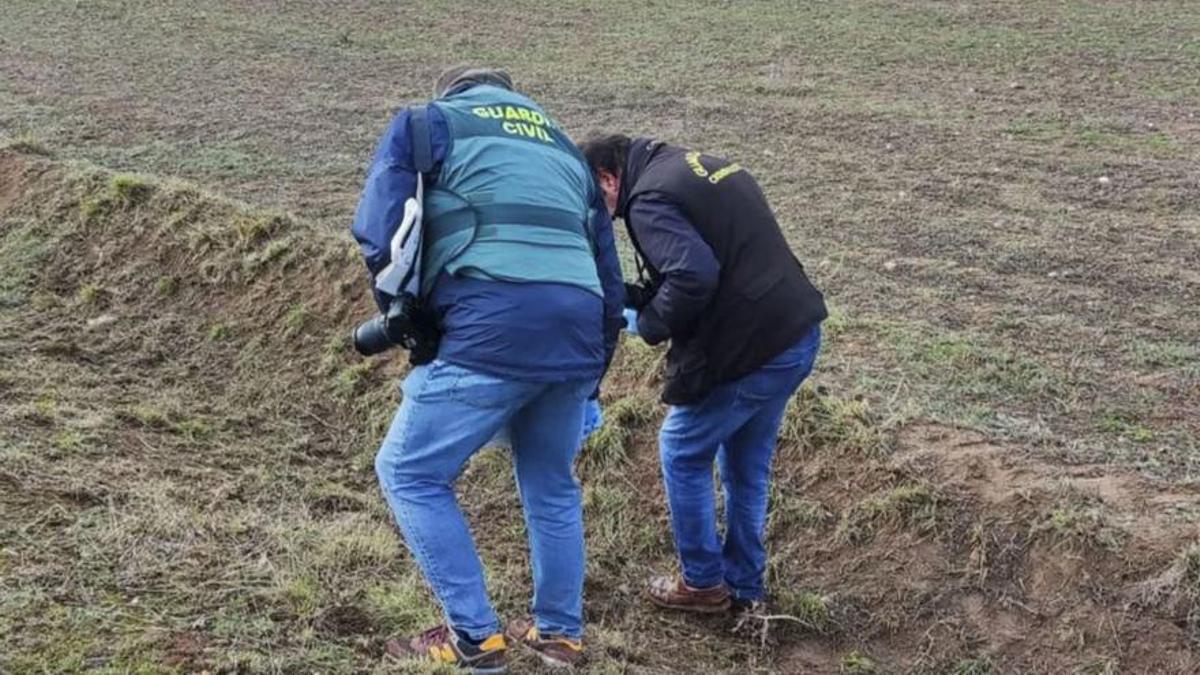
[352, 293, 440, 364]
[624, 282, 655, 310]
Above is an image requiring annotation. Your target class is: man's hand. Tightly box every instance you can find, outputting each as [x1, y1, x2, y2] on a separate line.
[582, 399, 604, 438]
[622, 307, 640, 337]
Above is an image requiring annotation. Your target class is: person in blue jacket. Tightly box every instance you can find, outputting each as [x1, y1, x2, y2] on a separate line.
[351, 67, 624, 671]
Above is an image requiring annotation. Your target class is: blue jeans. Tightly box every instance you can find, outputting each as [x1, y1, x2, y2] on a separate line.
[375, 360, 596, 640]
[659, 326, 821, 601]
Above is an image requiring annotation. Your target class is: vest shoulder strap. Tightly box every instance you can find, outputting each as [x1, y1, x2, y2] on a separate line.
[409, 105, 434, 174]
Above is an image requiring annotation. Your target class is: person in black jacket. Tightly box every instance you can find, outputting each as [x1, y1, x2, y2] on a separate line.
[579, 134, 827, 614]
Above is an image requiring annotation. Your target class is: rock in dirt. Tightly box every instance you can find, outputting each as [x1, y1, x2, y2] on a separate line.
[86, 314, 117, 330]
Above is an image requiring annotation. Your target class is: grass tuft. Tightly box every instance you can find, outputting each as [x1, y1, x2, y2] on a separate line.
[2, 134, 52, 156]
[781, 386, 892, 457]
[234, 210, 292, 247]
[109, 173, 155, 207]
[283, 303, 309, 337]
[1131, 339, 1198, 370]
[154, 277, 178, 296]
[334, 362, 374, 397]
[123, 403, 170, 428]
[51, 430, 88, 454]
[1096, 410, 1155, 443]
[837, 483, 941, 544]
[172, 418, 216, 442]
[76, 283, 104, 305]
[775, 588, 835, 633]
[276, 571, 322, 619]
[1031, 485, 1126, 552]
[363, 578, 441, 636]
[244, 238, 292, 271]
[769, 487, 833, 534]
[840, 649, 877, 674]
[581, 394, 657, 474]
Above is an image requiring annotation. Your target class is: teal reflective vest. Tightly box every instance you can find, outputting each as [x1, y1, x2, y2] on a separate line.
[420, 85, 602, 297]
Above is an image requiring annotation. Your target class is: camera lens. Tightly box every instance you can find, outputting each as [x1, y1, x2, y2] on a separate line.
[352, 315, 395, 356]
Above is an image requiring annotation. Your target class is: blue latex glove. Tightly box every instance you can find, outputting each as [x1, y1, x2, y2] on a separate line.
[622, 307, 640, 337]
[581, 399, 604, 439]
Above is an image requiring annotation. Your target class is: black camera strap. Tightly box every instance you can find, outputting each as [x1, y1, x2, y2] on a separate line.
[410, 105, 434, 175]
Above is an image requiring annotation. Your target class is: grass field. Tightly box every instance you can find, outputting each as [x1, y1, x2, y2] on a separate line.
[2, 1, 1199, 672]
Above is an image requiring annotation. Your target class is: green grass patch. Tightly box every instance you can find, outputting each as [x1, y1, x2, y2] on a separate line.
[233, 210, 291, 247]
[122, 403, 171, 428]
[172, 418, 216, 442]
[363, 577, 441, 636]
[769, 488, 833, 534]
[1096, 411, 1155, 443]
[2, 133, 52, 156]
[50, 430, 88, 454]
[283, 303, 309, 337]
[275, 570, 322, 618]
[582, 393, 656, 474]
[1004, 117, 1179, 157]
[840, 649, 878, 674]
[0, 219, 60, 309]
[1131, 339, 1198, 370]
[108, 173, 155, 207]
[208, 323, 231, 341]
[837, 483, 942, 544]
[780, 385, 891, 457]
[154, 276, 178, 296]
[774, 588, 834, 633]
[76, 283, 104, 305]
[334, 361, 374, 397]
[1031, 485, 1126, 552]
[244, 238, 292, 271]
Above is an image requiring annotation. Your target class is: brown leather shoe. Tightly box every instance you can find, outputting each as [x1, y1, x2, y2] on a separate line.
[646, 575, 732, 614]
[384, 624, 508, 673]
[505, 617, 584, 668]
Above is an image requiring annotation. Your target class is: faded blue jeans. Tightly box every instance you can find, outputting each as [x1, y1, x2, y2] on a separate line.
[659, 325, 821, 601]
[375, 360, 596, 640]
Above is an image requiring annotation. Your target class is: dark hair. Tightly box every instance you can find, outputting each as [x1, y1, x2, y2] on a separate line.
[578, 134, 631, 177]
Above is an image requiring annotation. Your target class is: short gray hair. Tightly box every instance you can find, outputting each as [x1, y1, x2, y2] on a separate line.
[433, 66, 514, 98]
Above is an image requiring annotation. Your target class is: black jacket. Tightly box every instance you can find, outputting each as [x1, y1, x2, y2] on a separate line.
[620, 139, 827, 404]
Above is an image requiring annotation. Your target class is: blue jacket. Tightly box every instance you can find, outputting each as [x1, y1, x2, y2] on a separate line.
[351, 89, 624, 384]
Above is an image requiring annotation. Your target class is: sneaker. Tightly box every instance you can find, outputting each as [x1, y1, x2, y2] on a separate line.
[646, 575, 732, 614]
[505, 617, 584, 668]
[384, 624, 507, 674]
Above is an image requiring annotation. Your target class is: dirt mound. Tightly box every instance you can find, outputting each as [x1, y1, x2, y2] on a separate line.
[2, 146, 1198, 673]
